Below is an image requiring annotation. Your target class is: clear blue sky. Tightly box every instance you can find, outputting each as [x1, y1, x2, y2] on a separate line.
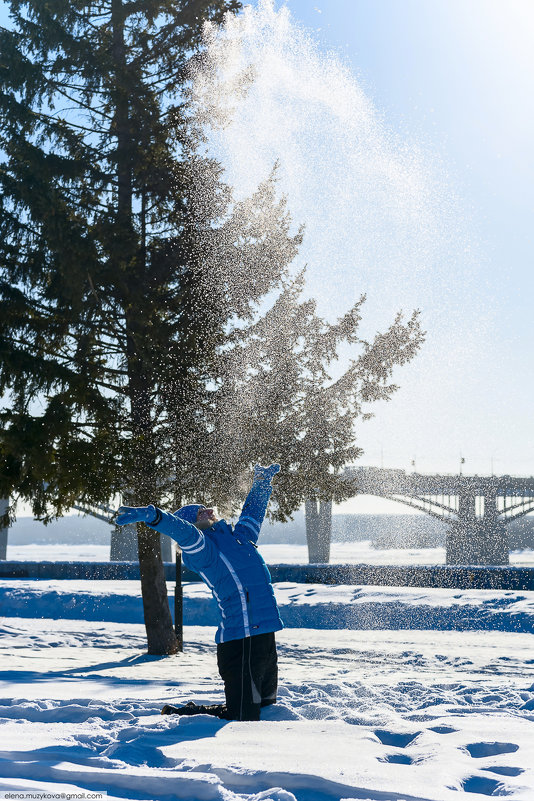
[281, 0, 533, 297]
[2, 1, 533, 515]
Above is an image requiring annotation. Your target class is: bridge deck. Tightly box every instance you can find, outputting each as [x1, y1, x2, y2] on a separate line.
[347, 467, 534, 497]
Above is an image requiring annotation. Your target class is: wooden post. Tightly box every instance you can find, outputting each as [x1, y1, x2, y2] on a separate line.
[0, 497, 8, 560]
[174, 549, 183, 651]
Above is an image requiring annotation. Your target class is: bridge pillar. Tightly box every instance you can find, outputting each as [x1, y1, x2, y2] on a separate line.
[480, 490, 509, 565]
[0, 497, 9, 560]
[305, 498, 332, 563]
[110, 524, 174, 562]
[446, 490, 508, 565]
[160, 534, 173, 562]
[110, 522, 138, 561]
[109, 489, 174, 562]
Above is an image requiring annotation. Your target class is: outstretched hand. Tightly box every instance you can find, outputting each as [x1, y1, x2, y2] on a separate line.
[254, 463, 281, 483]
[115, 506, 154, 526]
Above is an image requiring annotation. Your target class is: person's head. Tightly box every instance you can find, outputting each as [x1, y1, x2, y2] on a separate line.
[175, 503, 219, 531]
[195, 507, 219, 530]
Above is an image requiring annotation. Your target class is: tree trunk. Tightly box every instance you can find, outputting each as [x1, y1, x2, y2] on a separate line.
[128, 361, 178, 652]
[138, 524, 178, 654]
[113, 0, 177, 654]
[305, 498, 332, 563]
[127, 346, 178, 654]
[112, 0, 132, 228]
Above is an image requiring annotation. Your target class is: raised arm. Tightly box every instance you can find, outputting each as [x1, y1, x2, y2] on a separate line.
[115, 505, 217, 569]
[234, 464, 280, 545]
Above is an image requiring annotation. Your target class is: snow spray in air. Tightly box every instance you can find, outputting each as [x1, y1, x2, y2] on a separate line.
[188, 0, 470, 327]
[185, 1, 482, 566]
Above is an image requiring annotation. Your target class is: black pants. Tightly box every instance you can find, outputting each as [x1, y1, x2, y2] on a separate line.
[171, 632, 277, 721]
[217, 631, 278, 721]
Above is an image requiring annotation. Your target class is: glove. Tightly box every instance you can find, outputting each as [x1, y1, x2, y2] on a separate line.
[115, 505, 158, 526]
[253, 463, 281, 483]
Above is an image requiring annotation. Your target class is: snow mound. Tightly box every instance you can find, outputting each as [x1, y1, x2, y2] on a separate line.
[1, 580, 533, 633]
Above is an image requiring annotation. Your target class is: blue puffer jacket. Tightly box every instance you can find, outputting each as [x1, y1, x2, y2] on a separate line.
[146, 480, 284, 644]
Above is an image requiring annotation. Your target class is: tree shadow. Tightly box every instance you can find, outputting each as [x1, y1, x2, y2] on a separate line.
[0, 651, 174, 685]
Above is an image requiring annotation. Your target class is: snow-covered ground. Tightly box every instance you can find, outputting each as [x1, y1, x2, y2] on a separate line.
[1, 579, 534, 800]
[7, 541, 534, 566]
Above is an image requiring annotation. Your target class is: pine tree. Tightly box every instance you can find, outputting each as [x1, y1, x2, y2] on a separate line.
[0, 0, 299, 653]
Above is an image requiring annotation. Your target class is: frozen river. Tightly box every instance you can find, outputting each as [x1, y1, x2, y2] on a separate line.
[6, 540, 534, 566]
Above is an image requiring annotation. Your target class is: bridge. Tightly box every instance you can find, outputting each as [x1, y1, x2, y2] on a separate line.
[2, 467, 534, 566]
[341, 467, 534, 565]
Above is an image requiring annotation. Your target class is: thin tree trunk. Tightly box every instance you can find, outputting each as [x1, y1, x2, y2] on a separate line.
[0, 497, 8, 560]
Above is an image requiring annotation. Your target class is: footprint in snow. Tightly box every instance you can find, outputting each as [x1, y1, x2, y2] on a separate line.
[380, 753, 413, 765]
[461, 775, 509, 796]
[464, 741, 519, 758]
[374, 730, 420, 748]
[429, 725, 457, 734]
[483, 766, 524, 777]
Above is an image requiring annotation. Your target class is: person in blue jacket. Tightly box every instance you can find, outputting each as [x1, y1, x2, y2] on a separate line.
[115, 463, 284, 721]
